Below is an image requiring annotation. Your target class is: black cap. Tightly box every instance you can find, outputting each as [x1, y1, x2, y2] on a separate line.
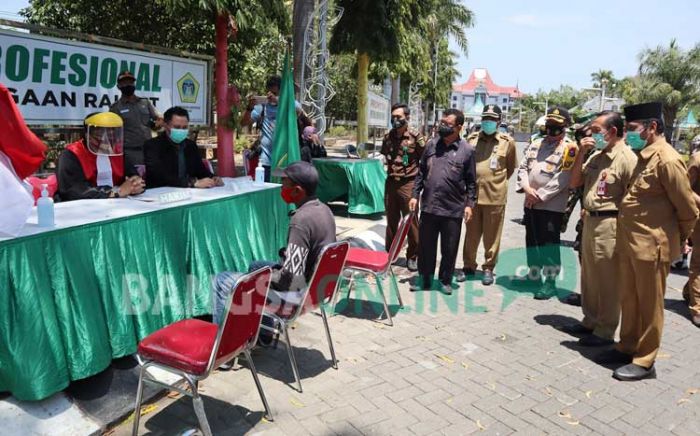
[624, 102, 663, 122]
[272, 161, 319, 194]
[482, 104, 502, 119]
[545, 106, 572, 126]
[117, 70, 136, 82]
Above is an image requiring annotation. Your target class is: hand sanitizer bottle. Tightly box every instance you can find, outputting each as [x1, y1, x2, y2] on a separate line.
[37, 183, 54, 227]
[255, 161, 265, 186]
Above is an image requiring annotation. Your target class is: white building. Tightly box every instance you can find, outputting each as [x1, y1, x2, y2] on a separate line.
[450, 68, 523, 121]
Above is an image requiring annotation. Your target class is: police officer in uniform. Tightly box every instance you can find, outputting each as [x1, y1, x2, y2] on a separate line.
[565, 111, 637, 346]
[595, 102, 698, 381]
[517, 106, 578, 299]
[683, 139, 700, 327]
[381, 103, 425, 271]
[457, 104, 517, 285]
[110, 71, 162, 174]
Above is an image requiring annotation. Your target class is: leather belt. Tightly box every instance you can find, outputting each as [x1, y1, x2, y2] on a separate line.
[586, 210, 618, 217]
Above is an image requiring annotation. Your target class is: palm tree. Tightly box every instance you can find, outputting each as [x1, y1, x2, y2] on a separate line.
[165, 0, 289, 175]
[591, 69, 614, 88]
[635, 39, 700, 139]
[420, 0, 475, 125]
[330, 0, 400, 144]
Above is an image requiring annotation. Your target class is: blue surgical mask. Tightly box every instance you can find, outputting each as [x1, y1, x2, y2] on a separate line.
[625, 131, 647, 150]
[592, 133, 607, 150]
[169, 128, 189, 144]
[481, 120, 498, 135]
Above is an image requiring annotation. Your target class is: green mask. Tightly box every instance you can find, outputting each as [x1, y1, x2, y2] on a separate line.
[625, 131, 647, 150]
[481, 120, 498, 135]
[592, 133, 607, 150]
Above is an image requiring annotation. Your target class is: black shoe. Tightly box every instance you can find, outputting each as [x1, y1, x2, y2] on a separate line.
[407, 258, 418, 272]
[481, 270, 494, 286]
[409, 276, 430, 292]
[594, 349, 632, 365]
[559, 323, 594, 336]
[613, 363, 656, 381]
[454, 270, 466, 283]
[559, 292, 581, 306]
[464, 268, 476, 276]
[578, 334, 614, 347]
[440, 282, 453, 295]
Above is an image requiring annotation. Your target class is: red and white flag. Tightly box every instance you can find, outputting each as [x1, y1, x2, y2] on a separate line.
[0, 82, 47, 237]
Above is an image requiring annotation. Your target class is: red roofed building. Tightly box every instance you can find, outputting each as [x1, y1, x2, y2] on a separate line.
[451, 68, 523, 119]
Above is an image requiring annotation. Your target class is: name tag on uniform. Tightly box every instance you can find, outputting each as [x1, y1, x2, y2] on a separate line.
[120, 109, 130, 114]
[597, 171, 607, 196]
[490, 155, 499, 170]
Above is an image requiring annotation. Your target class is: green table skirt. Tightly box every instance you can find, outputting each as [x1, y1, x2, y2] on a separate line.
[313, 158, 386, 215]
[0, 188, 289, 401]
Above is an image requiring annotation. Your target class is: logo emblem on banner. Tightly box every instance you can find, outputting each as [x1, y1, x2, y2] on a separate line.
[177, 73, 199, 103]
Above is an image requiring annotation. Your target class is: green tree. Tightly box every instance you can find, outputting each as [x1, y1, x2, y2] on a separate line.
[330, 0, 402, 144]
[22, 0, 289, 174]
[628, 39, 700, 139]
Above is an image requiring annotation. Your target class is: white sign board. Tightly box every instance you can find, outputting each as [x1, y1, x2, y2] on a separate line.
[0, 29, 210, 125]
[367, 90, 390, 128]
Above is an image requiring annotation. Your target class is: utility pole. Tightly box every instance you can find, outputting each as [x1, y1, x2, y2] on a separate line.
[599, 78, 608, 111]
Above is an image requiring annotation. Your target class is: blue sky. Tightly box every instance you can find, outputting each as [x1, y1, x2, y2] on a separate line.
[449, 0, 700, 93]
[2, 0, 699, 94]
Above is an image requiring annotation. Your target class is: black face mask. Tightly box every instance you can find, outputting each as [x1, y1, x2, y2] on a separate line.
[545, 125, 564, 137]
[438, 124, 454, 138]
[119, 85, 136, 96]
[391, 118, 407, 130]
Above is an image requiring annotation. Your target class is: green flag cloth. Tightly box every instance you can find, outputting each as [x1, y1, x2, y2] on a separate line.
[270, 50, 301, 180]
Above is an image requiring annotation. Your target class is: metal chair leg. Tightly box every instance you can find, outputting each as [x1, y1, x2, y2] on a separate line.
[131, 363, 148, 436]
[331, 270, 354, 317]
[244, 349, 274, 421]
[282, 324, 303, 392]
[374, 272, 393, 326]
[320, 306, 338, 369]
[389, 267, 404, 308]
[190, 379, 213, 436]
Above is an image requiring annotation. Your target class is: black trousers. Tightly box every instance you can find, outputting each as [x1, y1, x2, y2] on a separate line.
[418, 212, 463, 285]
[523, 208, 563, 281]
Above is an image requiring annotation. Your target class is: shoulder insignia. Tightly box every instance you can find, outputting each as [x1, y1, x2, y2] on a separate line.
[562, 145, 578, 171]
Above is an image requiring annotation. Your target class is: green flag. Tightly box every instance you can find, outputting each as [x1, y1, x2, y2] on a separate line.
[270, 50, 301, 180]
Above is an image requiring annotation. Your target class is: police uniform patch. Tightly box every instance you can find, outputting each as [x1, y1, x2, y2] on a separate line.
[562, 146, 577, 171]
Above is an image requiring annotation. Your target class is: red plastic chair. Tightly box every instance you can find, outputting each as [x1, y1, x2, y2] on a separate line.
[262, 241, 350, 392]
[334, 213, 413, 326]
[27, 174, 58, 204]
[131, 267, 273, 436]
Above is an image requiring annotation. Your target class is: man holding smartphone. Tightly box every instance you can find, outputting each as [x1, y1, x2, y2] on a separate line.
[241, 76, 282, 182]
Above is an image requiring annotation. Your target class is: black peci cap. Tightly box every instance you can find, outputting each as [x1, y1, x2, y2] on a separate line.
[624, 102, 663, 122]
[272, 161, 319, 194]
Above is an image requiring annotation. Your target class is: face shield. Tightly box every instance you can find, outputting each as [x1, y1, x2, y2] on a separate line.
[84, 112, 124, 156]
[87, 126, 124, 156]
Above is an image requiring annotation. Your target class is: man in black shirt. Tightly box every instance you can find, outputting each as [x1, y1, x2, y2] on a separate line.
[143, 106, 222, 189]
[409, 109, 477, 294]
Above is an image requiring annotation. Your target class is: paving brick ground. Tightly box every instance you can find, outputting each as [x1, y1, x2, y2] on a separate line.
[116, 144, 700, 435]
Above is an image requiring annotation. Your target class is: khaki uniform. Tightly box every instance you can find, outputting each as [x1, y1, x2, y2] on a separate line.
[381, 128, 425, 260]
[110, 96, 159, 170]
[517, 137, 578, 280]
[683, 152, 700, 316]
[617, 137, 698, 367]
[580, 142, 637, 339]
[462, 131, 517, 270]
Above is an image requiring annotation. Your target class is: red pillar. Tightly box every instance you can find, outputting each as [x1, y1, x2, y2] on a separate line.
[215, 13, 235, 176]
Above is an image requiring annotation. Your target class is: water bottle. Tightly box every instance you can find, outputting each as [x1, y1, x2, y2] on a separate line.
[37, 183, 55, 227]
[254, 161, 265, 186]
